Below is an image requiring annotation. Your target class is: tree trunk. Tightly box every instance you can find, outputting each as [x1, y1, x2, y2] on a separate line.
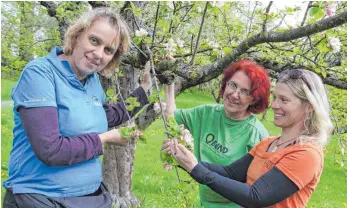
[100, 65, 141, 208]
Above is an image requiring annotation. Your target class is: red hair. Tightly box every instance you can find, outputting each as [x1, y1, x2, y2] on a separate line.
[219, 59, 270, 114]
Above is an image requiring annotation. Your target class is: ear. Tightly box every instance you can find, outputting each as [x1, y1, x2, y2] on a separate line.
[304, 102, 313, 114]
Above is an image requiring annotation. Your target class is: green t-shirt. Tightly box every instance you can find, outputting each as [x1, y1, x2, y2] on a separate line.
[175, 104, 269, 208]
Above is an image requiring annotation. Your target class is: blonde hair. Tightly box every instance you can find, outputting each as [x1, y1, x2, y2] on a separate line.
[277, 69, 334, 147]
[63, 7, 130, 77]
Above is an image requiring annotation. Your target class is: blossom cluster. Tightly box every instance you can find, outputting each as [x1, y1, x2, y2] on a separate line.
[327, 37, 342, 53]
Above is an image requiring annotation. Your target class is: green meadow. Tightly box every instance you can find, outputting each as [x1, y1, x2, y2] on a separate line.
[1, 80, 346, 207]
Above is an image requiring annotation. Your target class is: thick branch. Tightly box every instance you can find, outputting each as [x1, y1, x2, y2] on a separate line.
[121, 11, 347, 91]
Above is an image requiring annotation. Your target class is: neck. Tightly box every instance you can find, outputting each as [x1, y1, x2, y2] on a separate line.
[58, 54, 87, 80]
[280, 124, 306, 143]
[225, 110, 251, 120]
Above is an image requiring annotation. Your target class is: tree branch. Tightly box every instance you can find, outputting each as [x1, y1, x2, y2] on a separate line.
[173, 48, 213, 58]
[262, 1, 273, 33]
[151, 2, 160, 47]
[190, 2, 208, 65]
[301, 1, 313, 27]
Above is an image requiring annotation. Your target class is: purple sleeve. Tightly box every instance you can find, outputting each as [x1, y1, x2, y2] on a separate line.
[19, 106, 103, 166]
[104, 86, 149, 127]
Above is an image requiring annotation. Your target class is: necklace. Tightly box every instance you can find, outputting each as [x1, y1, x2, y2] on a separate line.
[272, 137, 298, 152]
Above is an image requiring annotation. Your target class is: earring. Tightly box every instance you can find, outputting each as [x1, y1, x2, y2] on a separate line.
[304, 112, 313, 134]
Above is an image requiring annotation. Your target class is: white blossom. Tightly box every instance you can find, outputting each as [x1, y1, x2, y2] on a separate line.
[341, 147, 345, 155]
[176, 39, 185, 48]
[182, 129, 194, 148]
[328, 37, 342, 53]
[210, 1, 225, 8]
[167, 2, 174, 10]
[326, 3, 337, 16]
[196, 6, 202, 13]
[163, 38, 177, 55]
[153, 102, 167, 114]
[163, 161, 173, 171]
[135, 28, 148, 37]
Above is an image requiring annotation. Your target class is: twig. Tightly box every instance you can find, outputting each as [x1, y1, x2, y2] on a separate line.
[301, 2, 313, 27]
[131, 41, 148, 59]
[219, 7, 233, 44]
[114, 76, 133, 124]
[169, 2, 177, 34]
[173, 48, 213, 58]
[262, 1, 273, 33]
[151, 2, 160, 48]
[269, 14, 287, 31]
[190, 2, 208, 65]
[145, 45, 169, 136]
[246, 2, 259, 39]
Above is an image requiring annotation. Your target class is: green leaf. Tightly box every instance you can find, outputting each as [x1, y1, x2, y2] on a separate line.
[309, 7, 324, 21]
[309, 7, 319, 16]
[119, 127, 133, 140]
[223, 47, 232, 55]
[106, 88, 115, 97]
[285, 7, 295, 13]
[321, 71, 327, 78]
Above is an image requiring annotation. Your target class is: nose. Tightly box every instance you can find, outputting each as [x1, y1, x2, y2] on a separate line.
[230, 90, 240, 99]
[93, 46, 103, 59]
[271, 98, 279, 109]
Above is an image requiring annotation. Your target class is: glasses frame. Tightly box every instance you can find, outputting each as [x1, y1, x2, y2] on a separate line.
[225, 81, 252, 98]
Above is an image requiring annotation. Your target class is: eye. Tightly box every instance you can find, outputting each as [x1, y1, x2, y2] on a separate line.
[104, 47, 114, 55]
[240, 89, 250, 96]
[230, 82, 237, 90]
[90, 37, 99, 45]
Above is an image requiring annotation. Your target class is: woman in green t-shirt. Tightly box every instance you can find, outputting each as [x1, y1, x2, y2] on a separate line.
[163, 59, 271, 208]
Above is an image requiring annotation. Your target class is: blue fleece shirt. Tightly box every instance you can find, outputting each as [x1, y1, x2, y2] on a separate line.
[3, 47, 108, 197]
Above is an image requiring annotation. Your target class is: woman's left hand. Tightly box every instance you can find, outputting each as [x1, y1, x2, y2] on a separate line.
[171, 139, 198, 173]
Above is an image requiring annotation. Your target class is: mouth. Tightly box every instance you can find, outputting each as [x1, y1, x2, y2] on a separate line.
[227, 96, 239, 105]
[274, 112, 284, 119]
[86, 56, 98, 66]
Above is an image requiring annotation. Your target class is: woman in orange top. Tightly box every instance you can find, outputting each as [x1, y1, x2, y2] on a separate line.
[162, 68, 334, 208]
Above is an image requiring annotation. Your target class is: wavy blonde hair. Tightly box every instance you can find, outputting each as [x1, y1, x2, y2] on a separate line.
[63, 7, 130, 77]
[277, 69, 334, 147]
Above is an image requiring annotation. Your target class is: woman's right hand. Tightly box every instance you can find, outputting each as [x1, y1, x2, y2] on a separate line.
[99, 129, 128, 145]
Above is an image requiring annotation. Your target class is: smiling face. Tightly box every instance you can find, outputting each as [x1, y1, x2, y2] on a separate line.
[271, 83, 311, 132]
[223, 70, 255, 120]
[68, 18, 119, 80]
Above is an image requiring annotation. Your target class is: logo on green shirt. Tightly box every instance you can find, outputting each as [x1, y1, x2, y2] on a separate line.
[205, 133, 228, 154]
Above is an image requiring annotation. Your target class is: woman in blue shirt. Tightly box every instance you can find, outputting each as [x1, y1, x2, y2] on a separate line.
[3, 7, 150, 208]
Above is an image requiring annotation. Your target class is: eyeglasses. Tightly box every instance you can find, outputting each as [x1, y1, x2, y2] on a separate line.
[279, 69, 312, 91]
[226, 81, 251, 97]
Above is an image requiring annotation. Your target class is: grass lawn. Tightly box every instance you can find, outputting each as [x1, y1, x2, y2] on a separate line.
[1, 79, 16, 101]
[1, 90, 346, 207]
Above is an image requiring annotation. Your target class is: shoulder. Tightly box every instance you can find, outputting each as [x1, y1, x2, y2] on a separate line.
[23, 57, 54, 75]
[249, 136, 278, 156]
[246, 115, 270, 138]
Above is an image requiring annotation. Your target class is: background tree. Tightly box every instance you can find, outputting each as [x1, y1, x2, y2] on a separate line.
[2, 1, 346, 207]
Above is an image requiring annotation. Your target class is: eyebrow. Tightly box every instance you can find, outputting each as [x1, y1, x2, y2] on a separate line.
[89, 34, 117, 51]
[230, 81, 251, 91]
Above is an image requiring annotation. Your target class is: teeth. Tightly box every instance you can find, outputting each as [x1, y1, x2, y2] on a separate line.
[228, 97, 238, 105]
[87, 57, 97, 65]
